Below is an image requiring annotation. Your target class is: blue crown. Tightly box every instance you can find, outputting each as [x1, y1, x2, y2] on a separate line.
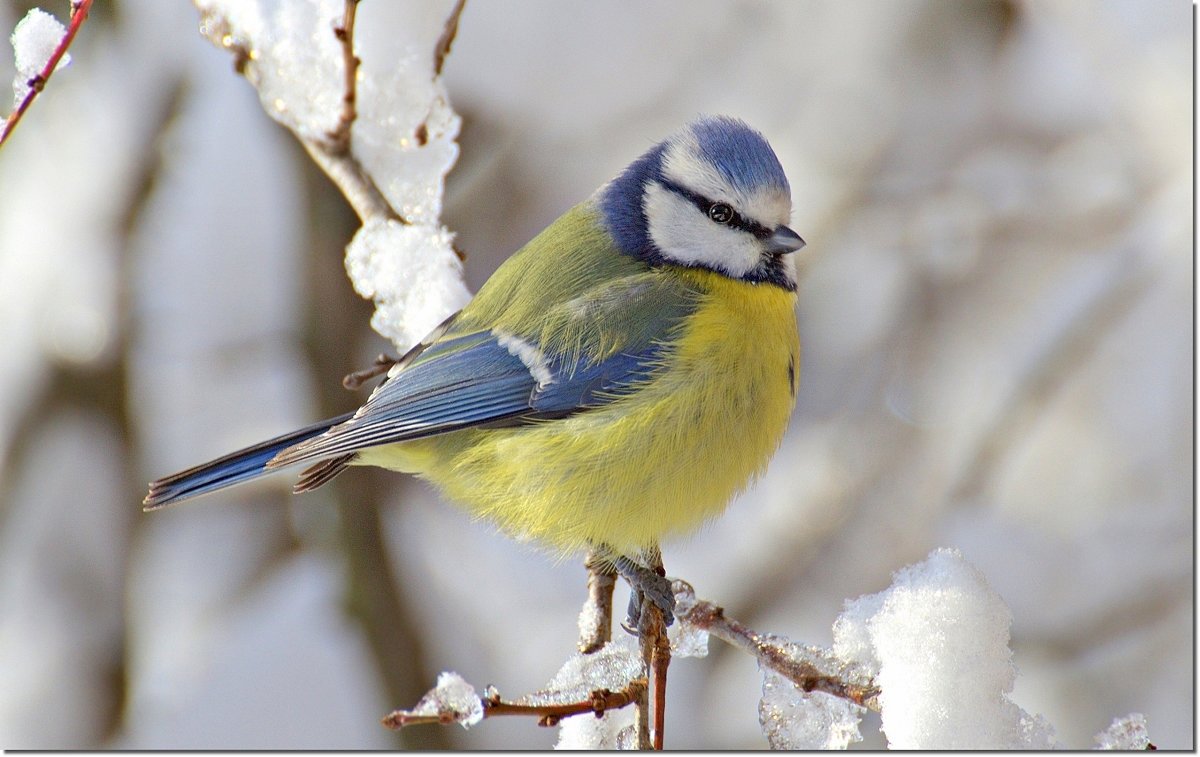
[598, 116, 787, 260]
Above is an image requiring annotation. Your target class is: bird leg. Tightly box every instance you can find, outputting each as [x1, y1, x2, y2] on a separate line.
[631, 547, 671, 750]
[614, 552, 675, 628]
[584, 544, 673, 748]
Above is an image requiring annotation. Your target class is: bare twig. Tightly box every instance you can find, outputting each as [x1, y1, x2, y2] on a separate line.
[409, 0, 467, 149]
[675, 582, 881, 710]
[432, 0, 467, 77]
[578, 549, 617, 653]
[651, 621, 670, 748]
[634, 548, 669, 750]
[0, 0, 93, 149]
[637, 603, 670, 750]
[342, 353, 398, 390]
[301, 138, 402, 223]
[381, 679, 647, 730]
[326, 0, 361, 154]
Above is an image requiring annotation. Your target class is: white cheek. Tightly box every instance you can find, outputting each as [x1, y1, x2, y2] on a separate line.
[643, 183, 761, 277]
[777, 250, 797, 282]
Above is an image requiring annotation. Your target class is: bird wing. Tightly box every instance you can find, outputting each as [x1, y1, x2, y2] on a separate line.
[267, 270, 692, 468]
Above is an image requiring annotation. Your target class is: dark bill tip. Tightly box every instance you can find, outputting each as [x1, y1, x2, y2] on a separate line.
[766, 225, 805, 254]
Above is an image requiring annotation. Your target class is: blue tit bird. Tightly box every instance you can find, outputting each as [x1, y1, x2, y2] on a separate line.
[144, 115, 805, 619]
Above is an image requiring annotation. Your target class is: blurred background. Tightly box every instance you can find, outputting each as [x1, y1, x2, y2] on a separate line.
[0, 0, 1191, 749]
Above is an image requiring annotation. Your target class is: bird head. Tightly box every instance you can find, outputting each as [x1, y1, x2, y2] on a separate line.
[598, 116, 804, 290]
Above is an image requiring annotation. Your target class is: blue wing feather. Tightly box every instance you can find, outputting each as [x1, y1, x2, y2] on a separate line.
[143, 412, 355, 509]
[268, 332, 665, 467]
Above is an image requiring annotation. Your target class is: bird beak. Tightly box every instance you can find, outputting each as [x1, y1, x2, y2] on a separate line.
[765, 225, 805, 254]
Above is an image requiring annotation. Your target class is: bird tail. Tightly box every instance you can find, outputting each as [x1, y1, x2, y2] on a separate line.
[143, 412, 355, 511]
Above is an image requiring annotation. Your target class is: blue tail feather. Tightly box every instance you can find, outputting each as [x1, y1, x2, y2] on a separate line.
[143, 412, 355, 510]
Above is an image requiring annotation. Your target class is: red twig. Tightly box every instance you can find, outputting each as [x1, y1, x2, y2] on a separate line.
[650, 616, 670, 749]
[633, 548, 669, 749]
[0, 0, 93, 149]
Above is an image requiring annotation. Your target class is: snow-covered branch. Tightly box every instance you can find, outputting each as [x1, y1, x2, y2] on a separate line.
[193, 0, 470, 350]
[673, 582, 879, 710]
[379, 549, 1156, 750]
[2, 1, 92, 148]
[381, 670, 647, 731]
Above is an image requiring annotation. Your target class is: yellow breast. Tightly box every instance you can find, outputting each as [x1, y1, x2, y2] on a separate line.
[359, 268, 799, 555]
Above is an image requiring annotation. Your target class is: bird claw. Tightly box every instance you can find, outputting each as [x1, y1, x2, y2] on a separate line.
[615, 555, 675, 628]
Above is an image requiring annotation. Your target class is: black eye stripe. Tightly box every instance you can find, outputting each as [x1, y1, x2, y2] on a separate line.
[656, 178, 772, 239]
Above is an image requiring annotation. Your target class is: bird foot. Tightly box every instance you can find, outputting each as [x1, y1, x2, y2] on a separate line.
[614, 555, 675, 628]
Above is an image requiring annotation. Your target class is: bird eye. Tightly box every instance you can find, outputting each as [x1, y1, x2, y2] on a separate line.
[708, 202, 735, 225]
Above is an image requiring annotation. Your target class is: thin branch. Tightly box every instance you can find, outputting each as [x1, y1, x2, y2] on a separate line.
[342, 353, 398, 390]
[195, 3, 402, 225]
[432, 0, 467, 77]
[301, 137, 402, 223]
[635, 547, 669, 750]
[0, 0, 93, 149]
[674, 582, 881, 710]
[381, 679, 647, 730]
[409, 0, 467, 149]
[578, 549, 617, 654]
[379, 580, 883, 746]
[326, 0, 361, 154]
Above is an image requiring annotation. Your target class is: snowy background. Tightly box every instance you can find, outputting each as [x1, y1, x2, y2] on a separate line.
[0, 0, 1192, 749]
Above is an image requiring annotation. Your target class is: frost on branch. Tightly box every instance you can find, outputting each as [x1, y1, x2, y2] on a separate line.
[536, 638, 641, 749]
[1094, 713, 1151, 750]
[534, 637, 643, 706]
[397, 671, 484, 729]
[383, 554, 1153, 749]
[667, 588, 709, 658]
[10, 8, 70, 107]
[759, 668, 864, 750]
[832, 548, 1058, 749]
[385, 639, 645, 748]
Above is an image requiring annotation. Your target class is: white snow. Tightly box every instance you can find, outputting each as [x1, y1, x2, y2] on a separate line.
[832, 548, 1059, 749]
[554, 707, 637, 750]
[668, 617, 710, 659]
[193, 0, 467, 353]
[525, 638, 642, 750]
[344, 218, 471, 350]
[340, 1, 462, 225]
[758, 669, 864, 750]
[193, 0, 344, 139]
[10, 8, 69, 106]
